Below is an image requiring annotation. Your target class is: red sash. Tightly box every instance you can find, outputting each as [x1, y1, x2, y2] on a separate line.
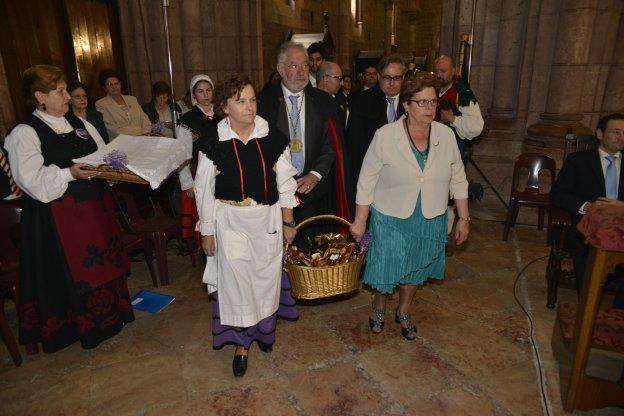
[326, 116, 351, 223]
[50, 191, 129, 290]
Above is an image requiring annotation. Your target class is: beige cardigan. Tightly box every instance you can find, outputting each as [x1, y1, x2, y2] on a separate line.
[95, 94, 151, 138]
[356, 116, 468, 219]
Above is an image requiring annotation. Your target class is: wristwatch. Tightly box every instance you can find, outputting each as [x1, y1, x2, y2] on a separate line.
[283, 220, 297, 228]
[458, 216, 471, 222]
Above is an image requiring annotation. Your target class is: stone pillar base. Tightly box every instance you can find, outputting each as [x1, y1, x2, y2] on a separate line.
[525, 114, 592, 168]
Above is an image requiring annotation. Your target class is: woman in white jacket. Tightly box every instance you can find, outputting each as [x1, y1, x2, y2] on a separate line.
[350, 76, 470, 341]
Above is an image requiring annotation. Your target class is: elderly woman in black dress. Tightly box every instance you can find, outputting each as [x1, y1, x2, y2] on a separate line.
[4, 65, 134, 353]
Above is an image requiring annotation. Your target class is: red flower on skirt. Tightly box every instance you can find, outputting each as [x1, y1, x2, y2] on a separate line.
[19, 301, 41, 331]
[87, 287, 114, 315]
[42, 316, 66, 339]
[75, 314, 96, 334]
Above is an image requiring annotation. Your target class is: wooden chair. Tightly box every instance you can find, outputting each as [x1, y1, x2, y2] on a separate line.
[552, 246, 624, 411]
[0, 200, 23, 366]
[112, 185, 195, 286]
[545, 133, 599, 308]
[502, 153, 556, 241]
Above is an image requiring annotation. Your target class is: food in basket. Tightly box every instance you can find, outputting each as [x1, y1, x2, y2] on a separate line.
[286, 239, 362, 268]
[324, 242, 355, 266]
[314, 233, 347, 248]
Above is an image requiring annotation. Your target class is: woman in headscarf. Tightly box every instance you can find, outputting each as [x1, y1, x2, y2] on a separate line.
[175, 75, 220, 244]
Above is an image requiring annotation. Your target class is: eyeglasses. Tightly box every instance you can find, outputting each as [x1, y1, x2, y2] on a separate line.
[105, 81, 121, 87]
[324, 75, 344, 81]
[286, 62, 309, 71]
[408, 98, 438, 108]
[381, 75, 404, 83]
[71, 94, 87, 100]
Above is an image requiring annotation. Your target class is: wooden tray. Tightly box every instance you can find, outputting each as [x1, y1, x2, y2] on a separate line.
[93, 165, 149, 185]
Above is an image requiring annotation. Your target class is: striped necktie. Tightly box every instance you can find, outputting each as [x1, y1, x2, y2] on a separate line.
[0, 150, 22, 198]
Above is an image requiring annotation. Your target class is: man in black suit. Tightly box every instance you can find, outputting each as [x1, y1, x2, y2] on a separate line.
[550, 113, 624, 307]
[344, 55, 406, 211]
[349, 65, 378, 102]
[257, 42, 336, 241]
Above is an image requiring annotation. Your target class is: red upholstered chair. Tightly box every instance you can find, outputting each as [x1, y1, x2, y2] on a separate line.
[0, 200, 23, 366]
[112, 185, 195, 286]
[502, 153, 556, 241]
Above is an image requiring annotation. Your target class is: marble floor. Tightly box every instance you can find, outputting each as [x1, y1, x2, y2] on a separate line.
[1, 219, 623, 416]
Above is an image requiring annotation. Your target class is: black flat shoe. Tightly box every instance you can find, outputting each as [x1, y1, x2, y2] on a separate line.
[395, 311, 417, 341]
[232, 355, 248, 377]
[258, 342, 273, 353]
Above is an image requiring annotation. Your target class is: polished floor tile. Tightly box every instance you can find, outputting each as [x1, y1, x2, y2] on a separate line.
[1, 224, 622, 416]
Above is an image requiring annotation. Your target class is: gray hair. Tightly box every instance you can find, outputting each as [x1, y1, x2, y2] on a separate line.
[277, 42, 308, 65]
[377, 54, 407, 74]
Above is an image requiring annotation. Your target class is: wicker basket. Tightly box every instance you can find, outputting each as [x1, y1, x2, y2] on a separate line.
[93, 166, 149, 185]
[285, 215, 364, 300]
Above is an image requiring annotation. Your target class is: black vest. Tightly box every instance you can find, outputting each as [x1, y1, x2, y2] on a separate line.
[22, 113, 106, 201]
[201, 129, 289, 205]
[177, 106, 219, 160]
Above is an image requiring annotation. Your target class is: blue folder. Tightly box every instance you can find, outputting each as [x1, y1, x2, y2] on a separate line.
[130, 290, 175, 314]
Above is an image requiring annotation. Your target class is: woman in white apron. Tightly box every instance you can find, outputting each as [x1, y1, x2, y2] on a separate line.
[195, 75, 298, 377]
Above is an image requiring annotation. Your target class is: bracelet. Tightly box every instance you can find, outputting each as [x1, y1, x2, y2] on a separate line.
[458, 216, 471, 222]
[283, 220, 296, 228]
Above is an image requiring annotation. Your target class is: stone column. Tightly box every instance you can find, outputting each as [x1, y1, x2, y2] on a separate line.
[0, 52, 15, 136]
[525, 0, 598, 165]
[408, 13, 417, 57]
[334, 0, 352, 72]
[488, 0, 530, 125]
[239, 0, 252, 76]
[384, 1, 394, 54]
[578, 0, 622, 128]
[600, 3, 624, 116]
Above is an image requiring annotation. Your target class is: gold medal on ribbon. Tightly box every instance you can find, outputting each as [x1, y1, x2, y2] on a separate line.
[289, 139, 303, 153]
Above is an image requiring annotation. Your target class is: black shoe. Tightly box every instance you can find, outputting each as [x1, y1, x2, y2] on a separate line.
[395, 311, 417, 341]
[258, 342, 273, 353]
[232, 355, 248, 377]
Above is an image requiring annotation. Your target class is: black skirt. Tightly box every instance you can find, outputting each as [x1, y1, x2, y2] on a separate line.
[18, 188, 134, 353]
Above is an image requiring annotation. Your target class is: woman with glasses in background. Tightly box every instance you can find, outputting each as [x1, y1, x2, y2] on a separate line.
[68, 82, 110, 143]
[350, 76, 470, 341]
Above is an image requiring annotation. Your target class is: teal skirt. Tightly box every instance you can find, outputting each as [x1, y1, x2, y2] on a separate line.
[362, 199, 447, 294]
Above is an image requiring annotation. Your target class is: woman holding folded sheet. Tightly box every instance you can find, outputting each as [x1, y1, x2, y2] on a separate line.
[195, 74, 298, 377]
[4, 65, 134, 354]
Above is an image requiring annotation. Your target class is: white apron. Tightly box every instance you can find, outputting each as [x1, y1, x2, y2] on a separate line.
[202, 200, 283, 327]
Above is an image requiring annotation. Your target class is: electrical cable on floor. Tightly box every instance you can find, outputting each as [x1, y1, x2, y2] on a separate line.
[512, 254, 551, 416]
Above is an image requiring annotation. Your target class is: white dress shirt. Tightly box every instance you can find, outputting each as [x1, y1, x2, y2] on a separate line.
[4, 110, 105, 203]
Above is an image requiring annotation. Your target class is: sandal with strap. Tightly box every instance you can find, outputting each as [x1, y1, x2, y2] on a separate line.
[395, 311, 417, 341]
[369, 304, 385, 334]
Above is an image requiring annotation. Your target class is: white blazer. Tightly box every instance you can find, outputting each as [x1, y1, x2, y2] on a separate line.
[356, 116, 468, 219]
